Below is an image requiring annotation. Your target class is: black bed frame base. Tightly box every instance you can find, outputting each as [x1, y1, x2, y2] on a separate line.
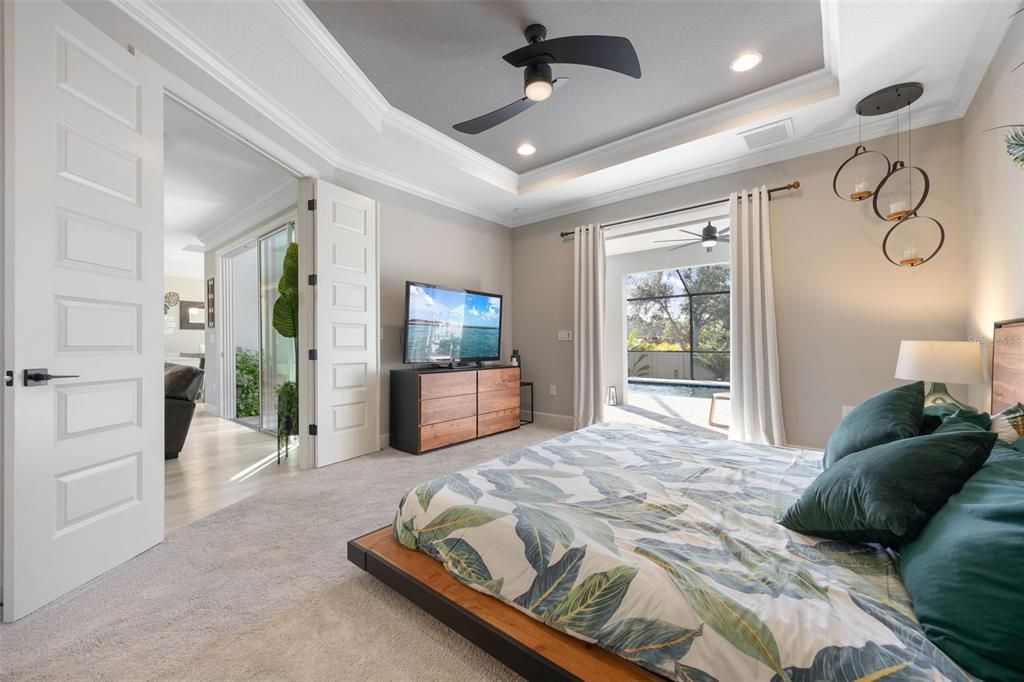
[347, 530, 578, 682]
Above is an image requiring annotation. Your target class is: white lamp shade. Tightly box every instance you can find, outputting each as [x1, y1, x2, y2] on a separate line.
[895, 340, 983, 385]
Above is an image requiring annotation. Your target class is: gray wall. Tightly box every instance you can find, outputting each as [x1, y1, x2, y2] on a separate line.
[963, 18, 1024, 409]
[376, 191, 513, 436]
[513, 120, 970, 448]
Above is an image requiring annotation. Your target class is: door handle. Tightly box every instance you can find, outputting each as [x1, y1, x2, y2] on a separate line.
[23, 368, 80, 386]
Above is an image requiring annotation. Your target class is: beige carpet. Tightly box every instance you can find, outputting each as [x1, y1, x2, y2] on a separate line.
[0, 425, 568, 681]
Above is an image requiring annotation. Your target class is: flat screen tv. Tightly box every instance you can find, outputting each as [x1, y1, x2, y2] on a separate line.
[403, 281, 502, 364]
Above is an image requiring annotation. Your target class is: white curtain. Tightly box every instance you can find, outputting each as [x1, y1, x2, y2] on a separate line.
[573, 224, 606, 429]
[729, 187, 787, 445]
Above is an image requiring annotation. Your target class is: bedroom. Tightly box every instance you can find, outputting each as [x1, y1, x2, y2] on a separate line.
[1, 1, 1022, 681]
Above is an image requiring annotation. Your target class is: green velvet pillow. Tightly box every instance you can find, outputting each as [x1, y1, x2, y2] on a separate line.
[900, 442, 1024, 680]
[781, 430, 996, 547]
[931, 409, 992, 434]
[823, 381, 924, 468]
[921, 402, 971, 434]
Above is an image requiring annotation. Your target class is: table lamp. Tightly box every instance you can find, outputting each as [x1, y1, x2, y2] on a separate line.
[894, 340, 983, 408]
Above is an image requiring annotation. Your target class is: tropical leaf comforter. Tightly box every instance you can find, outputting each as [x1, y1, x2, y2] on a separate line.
[393, 424, 969, 681]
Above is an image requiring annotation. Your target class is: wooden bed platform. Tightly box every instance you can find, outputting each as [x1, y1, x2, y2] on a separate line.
[348, 527, 660, 682]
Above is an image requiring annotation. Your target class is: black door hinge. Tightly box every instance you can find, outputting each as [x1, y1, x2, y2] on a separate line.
[308, 424, 318, 436]
[4, 370, 13, 387]
[307, 199, 317, 211]
[308, 274, 317, 286]
[308, 349, 318, 361]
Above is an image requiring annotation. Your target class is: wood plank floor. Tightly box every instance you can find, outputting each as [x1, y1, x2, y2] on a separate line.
[165, 406, 300, 533]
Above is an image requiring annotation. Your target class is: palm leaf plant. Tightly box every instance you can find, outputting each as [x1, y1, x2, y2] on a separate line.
[272, 242, 300, 451]
[1007, 127, 1024, 167]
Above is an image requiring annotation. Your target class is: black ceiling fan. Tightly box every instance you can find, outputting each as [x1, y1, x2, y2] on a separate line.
[453, 23, 641, 135]
[654, 221, 730, 252]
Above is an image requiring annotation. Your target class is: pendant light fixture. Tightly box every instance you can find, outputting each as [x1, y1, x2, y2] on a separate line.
[832, 115, 890, 203]
[835, 83, 946, 268]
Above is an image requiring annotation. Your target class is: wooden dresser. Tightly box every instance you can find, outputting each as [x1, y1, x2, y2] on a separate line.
[390, 366, 521, 454]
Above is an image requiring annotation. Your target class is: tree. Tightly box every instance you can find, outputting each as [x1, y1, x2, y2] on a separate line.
[626, 264, 731, 381]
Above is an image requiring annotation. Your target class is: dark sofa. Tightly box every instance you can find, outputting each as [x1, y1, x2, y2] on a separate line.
[165, 363, 205, 459]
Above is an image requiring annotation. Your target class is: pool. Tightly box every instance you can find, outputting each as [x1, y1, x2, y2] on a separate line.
[627, 381, 724, 399]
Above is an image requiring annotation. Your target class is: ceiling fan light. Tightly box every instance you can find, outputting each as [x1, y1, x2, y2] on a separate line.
[702, 239, 717, 248]
[524, 63, 554, 102]
[525, 78, 553, 102]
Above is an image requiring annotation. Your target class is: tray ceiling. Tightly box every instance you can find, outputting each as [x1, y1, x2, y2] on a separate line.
[307, 0, 825, 172]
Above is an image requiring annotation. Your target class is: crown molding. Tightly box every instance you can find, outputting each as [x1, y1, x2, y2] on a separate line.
[380, 107, 518, 193]
[267, 0, 389, 131]
[946, 0, 1012, 120]
[267, 0, 518, 194]
[196, 179, 298, 247]
[111, 0, 508, 225]
[503, 99, 963, 227]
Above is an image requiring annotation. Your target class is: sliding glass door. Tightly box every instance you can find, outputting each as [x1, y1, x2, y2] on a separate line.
[224, 221, 296, 433]
[258, 224, 296, 432]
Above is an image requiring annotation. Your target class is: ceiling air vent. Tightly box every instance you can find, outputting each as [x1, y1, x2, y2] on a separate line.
[739, 118, 794, 150]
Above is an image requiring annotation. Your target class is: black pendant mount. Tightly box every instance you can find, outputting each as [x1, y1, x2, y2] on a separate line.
[855, 82, 924, 117]
[524, 23, 547, 43]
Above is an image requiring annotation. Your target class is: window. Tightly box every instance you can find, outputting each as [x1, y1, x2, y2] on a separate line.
[626, 265, 730, 382]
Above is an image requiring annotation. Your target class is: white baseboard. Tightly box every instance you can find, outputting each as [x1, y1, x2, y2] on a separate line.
[379, 433, 390, 450]
[531, 411, 575, 431]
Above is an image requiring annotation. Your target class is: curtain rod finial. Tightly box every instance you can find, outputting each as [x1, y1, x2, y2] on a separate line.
[789, 181, 800, 190]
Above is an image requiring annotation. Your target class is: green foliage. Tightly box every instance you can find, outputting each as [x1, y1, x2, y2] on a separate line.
[597, 618, 704, 669]
[1007, 127, 1024, 168]
[234, 347, 260, 418]
[276, 380, 298, 439]
[272, 242, 299, 339]
[543, 565, 638, 637]
[626, 265, 730, 380]
[272, 242, 300, 437]
[415, 505, 508, 545]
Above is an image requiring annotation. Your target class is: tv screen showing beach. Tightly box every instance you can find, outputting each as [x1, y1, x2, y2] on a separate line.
[404, 283, 502, 363]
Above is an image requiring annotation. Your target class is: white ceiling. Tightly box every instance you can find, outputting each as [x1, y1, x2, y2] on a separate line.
[163, 98, 296, 278]
[93, 1, 1016, 231]
[307, 1, 825, 172]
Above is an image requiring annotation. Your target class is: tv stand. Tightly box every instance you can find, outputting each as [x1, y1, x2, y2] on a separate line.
[390, 365, 521, 454]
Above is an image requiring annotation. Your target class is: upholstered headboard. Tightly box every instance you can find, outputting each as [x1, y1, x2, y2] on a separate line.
[991, 318, 1024, 413]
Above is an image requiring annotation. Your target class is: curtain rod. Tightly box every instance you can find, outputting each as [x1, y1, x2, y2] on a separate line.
[558, 181, 800, 238]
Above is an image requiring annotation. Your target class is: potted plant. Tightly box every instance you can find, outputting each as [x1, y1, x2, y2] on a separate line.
[272, 242, 299, 460]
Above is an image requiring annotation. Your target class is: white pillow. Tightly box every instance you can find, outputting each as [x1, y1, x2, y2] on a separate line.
[990, 402, 1024, 443]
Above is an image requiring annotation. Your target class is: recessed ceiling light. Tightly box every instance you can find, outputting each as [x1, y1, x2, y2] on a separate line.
[730, 52, 763, 73]
[517, 142, 536, 156]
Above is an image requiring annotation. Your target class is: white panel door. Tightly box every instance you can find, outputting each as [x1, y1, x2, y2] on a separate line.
[3, 2, 164, 620]
[297, 179, 379, 467]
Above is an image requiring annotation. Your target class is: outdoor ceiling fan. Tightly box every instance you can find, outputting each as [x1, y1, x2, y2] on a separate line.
[452, 23, 641, 135]
[654, 221, 730, 252]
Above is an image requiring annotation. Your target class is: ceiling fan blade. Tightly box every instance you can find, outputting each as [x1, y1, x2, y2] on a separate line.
[453, 78, 568, 134]
[678, 229, 704, 238]
[503, 36, 641, 78]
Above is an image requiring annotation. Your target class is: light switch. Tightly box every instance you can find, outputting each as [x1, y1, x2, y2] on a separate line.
[557, 330, 572, 342]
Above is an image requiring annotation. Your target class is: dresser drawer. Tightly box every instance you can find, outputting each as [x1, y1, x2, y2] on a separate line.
[478, 408, 519, 437]
[478, 387, 519, 414]
[420, 371, 476, 400]
[420, 394, 477, 426]
[478, 367, 520, 393]
[419, 416, 477, 451]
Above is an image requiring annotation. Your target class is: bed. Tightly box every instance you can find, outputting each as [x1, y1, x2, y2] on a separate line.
[349, 424, 970, 681]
